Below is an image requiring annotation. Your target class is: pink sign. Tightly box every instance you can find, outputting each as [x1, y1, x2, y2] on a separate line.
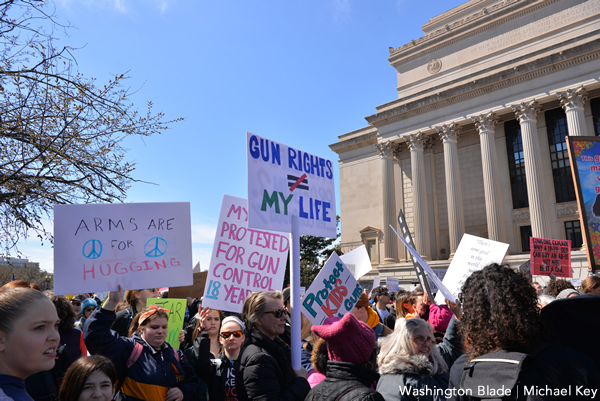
[530, 237, 571, 278]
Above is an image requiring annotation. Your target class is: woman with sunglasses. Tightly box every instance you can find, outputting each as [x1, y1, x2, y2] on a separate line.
[235, 291, 310, 401]
[189, 308, 245, 401]
[111, 288, 159, 337]
[74, 298, 97, 331]
[375, 301, 463, 401]
[84, 285, 197, 401]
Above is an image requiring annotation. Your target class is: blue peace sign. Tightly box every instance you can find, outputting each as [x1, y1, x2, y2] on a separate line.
[144, 237, 168, 258]
[82, 240, 103, 259]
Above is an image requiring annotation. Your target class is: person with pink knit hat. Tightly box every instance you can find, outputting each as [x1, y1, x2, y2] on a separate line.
[305, 313, 385, 401]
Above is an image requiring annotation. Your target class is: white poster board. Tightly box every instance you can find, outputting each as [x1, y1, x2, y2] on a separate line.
[340, 245, 372, 279]
[373, 276, 381, 288]
[301, 252, 362, 325]
[434, 234, 509, 304]
[54, 203, 193, 295]
[246, 132, 336, 238]
[202, 195, 289, 313]
[386, 277, 399, 292]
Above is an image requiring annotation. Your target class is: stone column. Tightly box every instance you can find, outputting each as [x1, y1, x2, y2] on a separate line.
[512, 101, 552, 238]
[556, 87, 588, 136]
[407, 133, 431, 258]
[472, 112, 506, 244]
[436, 123, 465, 256]
[376, 141, 400, 262]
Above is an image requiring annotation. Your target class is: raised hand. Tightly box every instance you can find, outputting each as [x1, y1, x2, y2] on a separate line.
[103, 284, 124, 311]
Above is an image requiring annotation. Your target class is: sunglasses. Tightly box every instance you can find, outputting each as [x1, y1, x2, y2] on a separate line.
[84, 307, 95, 313]
[71, 301, 81, 306]
[220, 330, 243, 339]
[264, 309, 287, 318]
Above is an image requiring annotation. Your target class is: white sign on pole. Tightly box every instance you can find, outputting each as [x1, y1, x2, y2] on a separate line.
[202, 195, 289, 313]
[340, 245, 372, 279]
[434, 233, 509, 304]
[386, 277, 399, 292]
[54, 203, 193, 296]
[301, 252, 362, 325]
[246, 132, 336, 238]
[373, 276, 381, 288]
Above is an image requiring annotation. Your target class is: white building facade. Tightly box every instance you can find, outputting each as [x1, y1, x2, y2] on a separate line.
[330, 0, 600, 286]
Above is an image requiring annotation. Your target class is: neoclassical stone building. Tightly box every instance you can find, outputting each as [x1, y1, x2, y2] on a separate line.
[330, 0, 600, 285]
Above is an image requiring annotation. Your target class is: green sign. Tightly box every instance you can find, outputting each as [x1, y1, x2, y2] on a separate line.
[146, 298, 187, 349]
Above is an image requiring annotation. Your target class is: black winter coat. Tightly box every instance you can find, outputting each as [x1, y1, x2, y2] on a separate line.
[235, 330, 310, 401]
[305, 361, 385, 401]
[190, 333, 236, 401]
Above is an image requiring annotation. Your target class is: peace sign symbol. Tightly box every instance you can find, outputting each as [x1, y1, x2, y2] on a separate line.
[82, 240, 103, 259]
[144, 237, 168, 258]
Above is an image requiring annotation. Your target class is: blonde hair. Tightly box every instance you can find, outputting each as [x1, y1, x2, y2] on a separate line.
[582, 276, 600, 294]
[378, 318, 448, 375]
[0, 288, 50, 334]
[242, 291, 282, 332]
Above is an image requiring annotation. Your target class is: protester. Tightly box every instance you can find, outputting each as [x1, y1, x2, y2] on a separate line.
[582, 276, 600, 295]
[58, 355, 116, 401]
[191, 312, 245, 401]
[371, 286, 391, 322]
[300, 314, 316, 373]
[111, 288, 159, 336]
[0, 288, 60, 401]
[75, 298, 97, 331]
[531, 281, 544, 295]
[235, 291, 309, 401]
[384, 289, 408, 330]
[25, 295, 89, 401]
[279, 287, 292, 346]
[350, 293, 392, 339]
[447, 263, 600, 400]
[376, 302, 463, 400]
[192, 308, 224, 358]
[556, 288, 579, 299]
[306, 313, 385, 401]
[0, 279, 42, 292]
[428, 303, 454, 344]
[308, 338, 329, 388]
[84, 285, 197, 401]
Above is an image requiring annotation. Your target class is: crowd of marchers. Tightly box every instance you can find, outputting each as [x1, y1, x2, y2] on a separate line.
[0, 266, 599, 401]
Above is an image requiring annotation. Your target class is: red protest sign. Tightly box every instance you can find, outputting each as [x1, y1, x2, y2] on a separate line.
[530, 237, 571, 278]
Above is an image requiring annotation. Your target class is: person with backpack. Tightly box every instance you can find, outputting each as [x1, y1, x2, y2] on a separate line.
[447, 263, 600, 400]
[84, 285, 197, 401]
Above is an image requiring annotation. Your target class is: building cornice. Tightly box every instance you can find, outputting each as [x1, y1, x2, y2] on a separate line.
[330, 128, 378, 154]
[388, 0, 558, 68]
[367, 39, 600, 129]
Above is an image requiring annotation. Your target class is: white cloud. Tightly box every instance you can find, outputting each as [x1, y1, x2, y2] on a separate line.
[192, 223, 217, 244]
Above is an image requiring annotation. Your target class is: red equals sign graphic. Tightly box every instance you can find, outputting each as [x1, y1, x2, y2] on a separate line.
[288, 174, 308, 191]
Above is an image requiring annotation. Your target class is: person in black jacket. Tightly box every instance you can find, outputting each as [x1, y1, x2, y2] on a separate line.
[306, 313, 385, 401]
[235, 290, 309, 401]
[190, 311, 245, 401]
[447, 263, 600, 400]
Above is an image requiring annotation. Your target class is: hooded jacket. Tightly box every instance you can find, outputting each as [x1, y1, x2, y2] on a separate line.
[235, 330, 310, 401]
[84, 307, 197, 401]
[189, 332, 237, 401]
[306, 361, 385, 401]
[377, 354, 449, 401]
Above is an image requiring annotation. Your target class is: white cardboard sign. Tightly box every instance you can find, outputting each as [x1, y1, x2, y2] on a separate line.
[53, 203, 193, 295]
[434, 233, 509, 304]
[386, 277, 399, 292]
[202, 195, 289, 313]
[301, 252, 362, 325]
[340, 245, 372, 279]
[246, 132, 336, 238]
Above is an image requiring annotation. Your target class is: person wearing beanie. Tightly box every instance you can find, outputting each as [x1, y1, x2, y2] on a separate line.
[75, 298, 97, 330]
[376, 300, 463, 401]
[556, 288, 579, 299]
[235, 291, 309, 401]
[306, 313, 385, 401]
[351, 292, 392, 340]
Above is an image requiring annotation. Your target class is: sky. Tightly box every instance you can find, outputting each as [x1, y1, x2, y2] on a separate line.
[15, 0, 466, 273]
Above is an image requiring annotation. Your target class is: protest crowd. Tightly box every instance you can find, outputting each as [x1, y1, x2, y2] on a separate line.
[0, 263, 598, 401]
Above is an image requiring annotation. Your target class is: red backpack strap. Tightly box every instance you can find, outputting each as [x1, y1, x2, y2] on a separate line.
[126, 342, 143, 368]
[173, 348, 180, 363]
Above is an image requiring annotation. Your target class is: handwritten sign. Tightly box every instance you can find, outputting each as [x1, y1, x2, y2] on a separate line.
[302, 252, 362, 325]
[53, 203, 193, 295]
[146, 298, 187, 349]
[372, 277, 381, 288]
[246, 132, 336, 238]
[434, 234, 509, 304]
[530, 237, 572, 278]
[566, 137, 600, 271]
[202, 195, 289, 313]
